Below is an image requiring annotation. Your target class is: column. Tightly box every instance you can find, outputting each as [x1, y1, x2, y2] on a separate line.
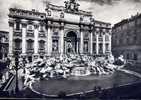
[76, 39, 80, 53]
[21, 21, 27, 57]
[103, 34, 106, 54]
[33, 22, 39, 58]
[60, 22, 64, 56]
[109, 35, 112, 53]
[90, 31, 93, 55]
[45, 28, 48, 58]
[47, 21, 52, 56]
[80, 28, 83, 54]
[96, 33, 99, 55]
[8, 20, 14, 58]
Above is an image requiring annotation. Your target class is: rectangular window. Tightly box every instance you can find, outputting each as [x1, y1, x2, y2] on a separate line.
[16, 22, 20, 30]
[39, 25, 44, 32]
[93, 43, 96, 52]
[99, 43, 103, 53]
[27, 40, 33, 50]
[105, 35, 109, 41]
[106, 43, 109, 51]
[39, 41, 45, 50]
[15, 42, 21, 49]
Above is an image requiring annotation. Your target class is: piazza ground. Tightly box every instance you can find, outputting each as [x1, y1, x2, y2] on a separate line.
[30, 70, 141, 96]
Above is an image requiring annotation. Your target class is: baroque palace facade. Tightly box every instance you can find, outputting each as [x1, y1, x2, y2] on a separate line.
[8, 0, 111, 61]
[112, 13, 141, 63]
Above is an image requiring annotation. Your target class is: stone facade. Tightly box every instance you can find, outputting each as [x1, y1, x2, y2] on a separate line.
[8, 0, 111, 61]
[112, 13, 141, 63]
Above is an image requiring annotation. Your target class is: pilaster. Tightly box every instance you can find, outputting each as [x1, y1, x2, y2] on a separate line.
[96, 33, 99, 55]
[33, 21, 39, 59]
[21, 20, 27, 58]
[60, 22, 64, 56]
[8, 19, 14, 58]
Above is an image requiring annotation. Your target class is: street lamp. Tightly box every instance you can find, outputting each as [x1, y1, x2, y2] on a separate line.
[14, 52, 19, 94]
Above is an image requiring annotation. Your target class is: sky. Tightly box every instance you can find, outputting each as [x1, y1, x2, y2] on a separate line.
[0, 0, 141, 31]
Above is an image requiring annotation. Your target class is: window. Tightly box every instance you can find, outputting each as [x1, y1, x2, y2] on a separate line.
[27, 25, 33, 31]
[39, 40, 45, 50]
[99, 43, 103, 52]
[53, 32, 58, 36]
[52, 40, 58, 52]
[93, 34, 96, 41]
[105, 35, 109, 41]
[99, 32, 102, 37]
[27, 40, 33, 50]
[106, 43, 109, 51]
[14, 39, 21, 50]
[93, 43, 96, 52]
[15, 22, 20, 30]
[84, 33, 89, 39]
[39, 25, 44, 32]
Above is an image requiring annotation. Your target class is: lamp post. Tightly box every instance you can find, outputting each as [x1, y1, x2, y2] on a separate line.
[14, 52, 19, 94]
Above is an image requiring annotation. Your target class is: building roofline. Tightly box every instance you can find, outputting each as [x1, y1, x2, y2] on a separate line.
[113, 12, 141, 28]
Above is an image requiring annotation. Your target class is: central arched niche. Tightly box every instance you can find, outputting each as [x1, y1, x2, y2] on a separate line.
[66, 31, 77, 53]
